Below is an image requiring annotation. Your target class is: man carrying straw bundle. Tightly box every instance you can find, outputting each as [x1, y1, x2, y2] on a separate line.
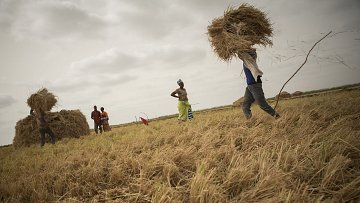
[207, 4, 279, 119]
[37, 111, 56, 147]
[29, 108, 56, 147]
[27, 88, 57, 146]
[239, 49, 279, 119]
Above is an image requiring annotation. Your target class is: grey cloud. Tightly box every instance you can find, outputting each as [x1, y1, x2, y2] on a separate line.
[71, 46, 207, 74]
[172, 0, 245, 19]
[176, 0, 236, 13]
[0, 95, 16, 108]
[47, 73, 138, 94]
[71, 48, 142, 73]
[0, 120, 7, 126]
[328, 0, 360, 11]
[117, 1, 194, 40]
[105, 75, 138, 86]
[150, 46, 207, 68]
[1, 0, 110, 40]
[48, 79, 93, 93]
[120, 0, 169, 12]
[0, 0, 22, 30]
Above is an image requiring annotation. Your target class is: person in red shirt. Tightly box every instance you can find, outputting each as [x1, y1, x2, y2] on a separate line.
[91, 105, 102, 134]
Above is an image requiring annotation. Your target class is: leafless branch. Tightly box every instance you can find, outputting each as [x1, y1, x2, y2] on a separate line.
[273, 31, 332, 111]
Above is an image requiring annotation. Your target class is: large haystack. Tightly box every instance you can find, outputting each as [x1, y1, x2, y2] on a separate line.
[275, 91, 291, 100]
[292, 91, 303, 96]
[27, 88, 57, 113]
[233, 96, 258, 107]
[233, 96, 244, 107]
[13, 110, 90, 148]
[207, 4, 273, 62]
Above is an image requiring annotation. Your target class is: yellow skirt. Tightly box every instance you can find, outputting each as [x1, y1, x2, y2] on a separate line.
[178, 100, 190, 121]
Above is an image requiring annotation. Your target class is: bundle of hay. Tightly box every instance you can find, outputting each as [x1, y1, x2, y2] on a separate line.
[233, 96, 244, 107]
[233, 96, 258, 107]
[207, 4, 273, 62]
[275, 91, 291, 99]
[27, 88, 57, 113]
[13, 110, 90, 148]
[292, 91, 303, 96]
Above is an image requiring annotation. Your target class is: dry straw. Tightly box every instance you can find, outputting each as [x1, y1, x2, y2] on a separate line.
[13, 110, 90, 148]
[207, 4, 273, 62]
[27, 88, 57, 113]
[1, 87, 359, 202]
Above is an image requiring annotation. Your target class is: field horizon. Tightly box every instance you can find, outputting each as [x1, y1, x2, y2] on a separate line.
[1, 83, 359, 149]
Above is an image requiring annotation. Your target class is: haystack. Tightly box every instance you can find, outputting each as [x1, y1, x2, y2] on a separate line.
[13, 110, 90, 148]
[207, 4, 273, 62]
[27, 88, 57, 113]
[233, 96, 258, 107]
[233, 97, 244, 107]
[292, 91, 303, 96]
[275, 91, 291, 100]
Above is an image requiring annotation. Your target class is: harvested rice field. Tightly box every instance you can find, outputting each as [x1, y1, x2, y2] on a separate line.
[0, 87, 359, 202]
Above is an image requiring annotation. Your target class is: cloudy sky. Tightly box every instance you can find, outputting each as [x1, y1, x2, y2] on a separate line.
[0, 0, 359, 145]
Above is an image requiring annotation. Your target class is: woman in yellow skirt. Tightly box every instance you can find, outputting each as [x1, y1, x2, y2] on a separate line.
[171, 79, 190, 122]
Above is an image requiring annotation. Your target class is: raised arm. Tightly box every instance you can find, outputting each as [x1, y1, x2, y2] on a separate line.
[171, 90, 179, 98]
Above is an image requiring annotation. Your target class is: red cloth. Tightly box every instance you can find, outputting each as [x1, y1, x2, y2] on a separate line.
[91, 110, 102, 124]
[140, 117, 149, 125]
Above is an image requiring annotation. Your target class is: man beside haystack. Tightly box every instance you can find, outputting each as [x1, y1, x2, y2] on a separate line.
[37, 111, 56, 147]
[30, 108, 56, 147]
[27, 88, 57, 147]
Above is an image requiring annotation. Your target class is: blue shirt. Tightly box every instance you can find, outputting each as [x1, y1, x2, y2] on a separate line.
[243, 50, 262, 85]
[244, 64, 256, 85]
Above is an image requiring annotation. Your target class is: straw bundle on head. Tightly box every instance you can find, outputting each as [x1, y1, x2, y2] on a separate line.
[13, 110, 90, 148]
[27, 88, 57, 113]
[207, 4, 273, 62]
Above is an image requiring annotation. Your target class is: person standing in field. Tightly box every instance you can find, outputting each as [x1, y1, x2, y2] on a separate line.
[37, 111, 56, 147]
[238, 48, 280, 119]
[100, 107, 111, 132]
[91, 105, 102, 134]
[171, 79, 191, 122]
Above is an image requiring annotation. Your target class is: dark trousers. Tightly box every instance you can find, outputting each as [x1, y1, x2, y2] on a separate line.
[242, 83, 276, 119]
[94, 122, 103, 134]
[39, 127, 56, 147]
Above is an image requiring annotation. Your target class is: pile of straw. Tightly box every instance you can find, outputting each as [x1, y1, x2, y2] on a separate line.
[232, 96, 244, 107]
[292, 91, 303, 96]
[13, 110, 90, 148]
[207, 4, 273, 62]
[27, 88, 57, 113]
[233, 96, 258, 107]
[2, 88, 360, 202]
[275, 91, 291, 99]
